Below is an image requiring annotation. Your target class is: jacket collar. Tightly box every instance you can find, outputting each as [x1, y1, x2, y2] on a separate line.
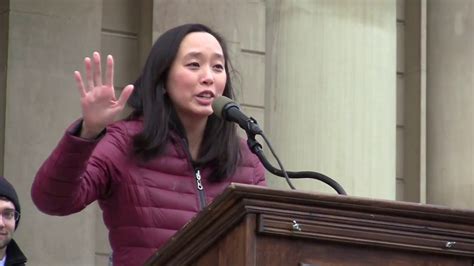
[5, 239, 27, 266]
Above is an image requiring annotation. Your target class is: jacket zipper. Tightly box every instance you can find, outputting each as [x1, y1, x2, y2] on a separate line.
[179, 137, 207, 210]
[194, 169, 207, 210]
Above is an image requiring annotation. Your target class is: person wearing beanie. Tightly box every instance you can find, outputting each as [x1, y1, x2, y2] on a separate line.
[0, 177, 27, 266]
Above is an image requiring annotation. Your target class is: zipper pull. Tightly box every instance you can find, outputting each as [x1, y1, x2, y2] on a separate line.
[195, 169, 204, 191]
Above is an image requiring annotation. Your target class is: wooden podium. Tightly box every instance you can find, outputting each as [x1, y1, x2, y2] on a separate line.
[144, 184, 474, 266]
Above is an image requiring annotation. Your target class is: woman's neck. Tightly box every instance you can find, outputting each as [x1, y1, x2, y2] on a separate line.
[180, 116, 207, 160]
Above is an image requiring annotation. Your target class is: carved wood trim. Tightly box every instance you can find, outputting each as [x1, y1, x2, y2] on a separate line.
[257, 213, 474, 256]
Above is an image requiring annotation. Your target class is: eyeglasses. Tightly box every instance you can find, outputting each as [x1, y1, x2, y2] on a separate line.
[1, 209, 20, 222]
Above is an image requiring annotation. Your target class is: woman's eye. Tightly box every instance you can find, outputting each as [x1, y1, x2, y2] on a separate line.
[186, 62, 200, 68]
[213, 64, 224, 71]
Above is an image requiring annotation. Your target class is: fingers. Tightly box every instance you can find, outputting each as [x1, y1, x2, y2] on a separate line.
[93, 52, 103, 87]
[105, 55, 114, 87]
[74, 71, 86, 97]
[117, 85, 134, 108]
[79, 52, 113, 96]
[83, 56, 95, 91]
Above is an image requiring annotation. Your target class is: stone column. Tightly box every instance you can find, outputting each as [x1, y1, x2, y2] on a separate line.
[266, 0, 397, 199]
[426, 0, 474, 208]
[0, 0, 9, 174]
[4, 1, 102, 265]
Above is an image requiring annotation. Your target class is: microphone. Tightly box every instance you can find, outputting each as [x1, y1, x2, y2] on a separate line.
[212, 96, 263, 135]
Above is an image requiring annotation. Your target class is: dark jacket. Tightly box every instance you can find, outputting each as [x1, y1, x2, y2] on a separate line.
[31, 118, 266, 266]
[5, 239, 27, 266]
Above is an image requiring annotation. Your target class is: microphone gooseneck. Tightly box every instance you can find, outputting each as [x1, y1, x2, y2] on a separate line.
[211, 96, 347, 195]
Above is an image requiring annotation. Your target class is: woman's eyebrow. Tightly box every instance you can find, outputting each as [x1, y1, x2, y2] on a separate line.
[183, 51, 224, 60]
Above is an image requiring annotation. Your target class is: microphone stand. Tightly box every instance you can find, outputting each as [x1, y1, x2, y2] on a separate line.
[244, 119, 347, 195]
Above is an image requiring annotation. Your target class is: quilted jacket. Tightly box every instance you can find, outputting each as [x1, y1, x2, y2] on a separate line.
[31, 118, 266, 266]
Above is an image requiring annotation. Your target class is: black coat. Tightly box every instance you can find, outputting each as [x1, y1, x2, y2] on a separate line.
[5, 239, 27, 266]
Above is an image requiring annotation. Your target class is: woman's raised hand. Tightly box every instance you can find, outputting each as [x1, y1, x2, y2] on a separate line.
[74, 52, 134, 139]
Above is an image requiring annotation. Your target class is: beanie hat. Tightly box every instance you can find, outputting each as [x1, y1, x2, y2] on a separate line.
[0, 176, 21, 229]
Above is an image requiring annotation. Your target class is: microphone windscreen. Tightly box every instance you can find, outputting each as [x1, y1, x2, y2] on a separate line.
[212, 96, 234, 119]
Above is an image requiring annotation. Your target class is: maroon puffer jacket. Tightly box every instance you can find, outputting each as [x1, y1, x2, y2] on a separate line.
[31, 118, 266, 266]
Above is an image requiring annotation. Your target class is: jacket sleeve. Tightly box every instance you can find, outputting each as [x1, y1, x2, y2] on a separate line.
[31, 120, 125, 215]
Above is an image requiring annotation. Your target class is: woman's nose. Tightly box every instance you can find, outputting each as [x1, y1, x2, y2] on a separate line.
[200, 67, 214, 85]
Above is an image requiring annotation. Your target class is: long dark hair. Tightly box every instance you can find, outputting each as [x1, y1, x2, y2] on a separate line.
[127, 23, 240, 182]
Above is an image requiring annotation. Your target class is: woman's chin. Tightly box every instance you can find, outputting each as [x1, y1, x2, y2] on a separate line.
[186, 108, 214, 120]
[196, 107, 214, 117]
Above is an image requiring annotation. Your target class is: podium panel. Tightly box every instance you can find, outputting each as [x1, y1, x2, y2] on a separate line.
[145, 184, 474, 266]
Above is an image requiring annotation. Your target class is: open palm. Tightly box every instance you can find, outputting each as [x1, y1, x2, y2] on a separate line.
[74, 52, 134, 139]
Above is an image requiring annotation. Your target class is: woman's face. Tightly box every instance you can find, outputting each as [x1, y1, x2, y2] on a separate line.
[166, 32, 227, 123]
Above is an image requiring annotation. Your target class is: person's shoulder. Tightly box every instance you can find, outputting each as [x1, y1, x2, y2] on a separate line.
[94, 118, 143, 155]
[107, 117, 143, 136]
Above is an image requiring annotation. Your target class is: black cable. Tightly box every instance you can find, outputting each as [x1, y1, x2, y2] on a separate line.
[246, 127, 347, 195]
[259, 133, 295, 190]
